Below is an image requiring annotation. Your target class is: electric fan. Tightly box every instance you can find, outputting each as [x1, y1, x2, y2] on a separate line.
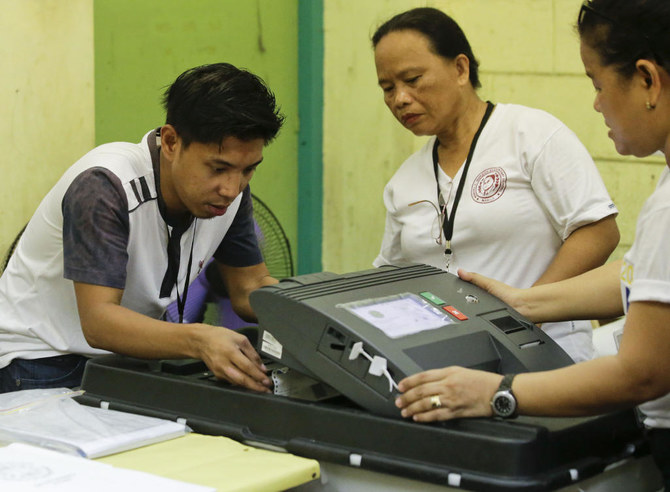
[200, 193, 295, 329]
[251, 193, 294, 279]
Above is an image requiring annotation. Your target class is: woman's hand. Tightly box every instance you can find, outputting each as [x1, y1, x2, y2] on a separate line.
[395, 367, 502, 422]
[458, 268, 532, 320]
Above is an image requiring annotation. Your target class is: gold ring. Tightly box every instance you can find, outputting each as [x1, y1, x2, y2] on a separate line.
[430, 395, 442, 409]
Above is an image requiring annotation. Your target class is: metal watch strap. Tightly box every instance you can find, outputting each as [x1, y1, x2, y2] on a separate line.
[498, 373, 516, 393]
[492, 373, 517, 418]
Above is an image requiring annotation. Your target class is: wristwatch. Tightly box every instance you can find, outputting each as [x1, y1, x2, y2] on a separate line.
[491, 374, 517, 418]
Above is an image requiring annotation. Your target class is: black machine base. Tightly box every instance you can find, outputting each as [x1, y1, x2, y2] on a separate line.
[78, 354, 648, 492]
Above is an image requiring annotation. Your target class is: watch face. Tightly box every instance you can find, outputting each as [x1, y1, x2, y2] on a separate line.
[493, 392, 516, 417]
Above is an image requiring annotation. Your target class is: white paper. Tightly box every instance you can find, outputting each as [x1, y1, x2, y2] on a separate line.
[0, 388, 188, 458]
[261, 330, 283, 358]
[0, 443, 214, 491]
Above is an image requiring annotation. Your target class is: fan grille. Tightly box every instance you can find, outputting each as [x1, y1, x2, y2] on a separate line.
[252, 194, 294, 279]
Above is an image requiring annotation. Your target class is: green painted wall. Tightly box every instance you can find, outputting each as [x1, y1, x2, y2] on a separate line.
[0, 0, 94, 257]
[2, 0, 662, 278]
[297, 0, 324, 274]
[94, 0, 299, 264]
[322, 0, 664, 273]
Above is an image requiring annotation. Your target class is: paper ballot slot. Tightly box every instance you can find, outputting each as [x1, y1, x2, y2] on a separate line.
[250, 264, 573, 417]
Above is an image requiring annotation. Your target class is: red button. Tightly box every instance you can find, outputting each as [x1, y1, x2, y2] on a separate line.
[443, 305, 468, 320]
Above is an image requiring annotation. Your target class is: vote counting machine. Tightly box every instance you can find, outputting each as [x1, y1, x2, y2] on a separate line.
[78, 264, 649, 491]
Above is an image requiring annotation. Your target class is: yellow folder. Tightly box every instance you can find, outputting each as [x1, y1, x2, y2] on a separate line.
[98, 433, 320, 492]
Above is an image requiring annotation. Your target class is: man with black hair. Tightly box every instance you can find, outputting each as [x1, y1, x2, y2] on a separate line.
[0, 63, 284, 393]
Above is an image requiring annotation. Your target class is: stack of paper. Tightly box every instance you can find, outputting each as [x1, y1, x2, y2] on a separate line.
[0, 443, 214, 491]
[0, 388, 188, 458]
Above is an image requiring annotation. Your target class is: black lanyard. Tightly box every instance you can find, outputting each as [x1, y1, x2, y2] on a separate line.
[432, 101, 494, 268]
[150, 128, 198, 324]
[160, 220, 197, 324]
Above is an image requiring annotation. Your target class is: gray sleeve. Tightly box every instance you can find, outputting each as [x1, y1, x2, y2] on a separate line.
[62, 167, 130, 288]
[213, 186, 264, 267]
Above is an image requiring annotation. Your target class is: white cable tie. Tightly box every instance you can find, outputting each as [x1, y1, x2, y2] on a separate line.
[360, 345, 374, 363]
[371, 356, 400, 392]
[369, 355, 387, 376]
[348, 341, 367, 361]
[384, 368, 400, 392]
[350, 342, 399, 392]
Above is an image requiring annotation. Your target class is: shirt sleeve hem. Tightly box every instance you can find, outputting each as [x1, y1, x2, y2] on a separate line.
[561, 203, 619, 240]
[629, 279, 670, 305]
[64, 267, 126, 290]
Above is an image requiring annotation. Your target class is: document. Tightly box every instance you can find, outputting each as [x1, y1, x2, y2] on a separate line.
[0, 443, 214, 491]
[0, 388, 189, 458]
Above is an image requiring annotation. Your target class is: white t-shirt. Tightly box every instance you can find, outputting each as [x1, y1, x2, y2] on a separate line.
[621, 167, 670, 428]
[374, 103, 618, 362]
[0, 131, 255, 367]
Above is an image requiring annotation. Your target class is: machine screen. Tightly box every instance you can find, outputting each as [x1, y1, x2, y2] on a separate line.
[338, 293, 452, 339]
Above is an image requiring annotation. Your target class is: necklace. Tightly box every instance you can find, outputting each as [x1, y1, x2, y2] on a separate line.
[432, 101, 494, 270]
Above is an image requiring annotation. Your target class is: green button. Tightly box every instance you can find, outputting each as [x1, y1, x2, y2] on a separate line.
[420, 291, 446, 305]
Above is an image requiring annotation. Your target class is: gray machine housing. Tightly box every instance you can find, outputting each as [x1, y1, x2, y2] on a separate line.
[250, 263, 574, 418]
[77, 263, 647, 491]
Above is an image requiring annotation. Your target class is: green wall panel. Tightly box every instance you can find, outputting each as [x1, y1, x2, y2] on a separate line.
[94, 0, 299, 263]
[297, 0, 323, 274]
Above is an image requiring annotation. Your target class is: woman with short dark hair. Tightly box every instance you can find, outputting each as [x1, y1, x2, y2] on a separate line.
[372, 7, 619, 362]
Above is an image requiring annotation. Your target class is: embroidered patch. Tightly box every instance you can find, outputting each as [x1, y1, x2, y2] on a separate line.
[471, 167, 507, 203]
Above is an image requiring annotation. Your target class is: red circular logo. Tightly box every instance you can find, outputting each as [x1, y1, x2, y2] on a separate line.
[471, 167, 507, 203]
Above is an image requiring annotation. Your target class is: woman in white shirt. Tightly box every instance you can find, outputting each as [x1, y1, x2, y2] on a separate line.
[372, 7, 620, 362]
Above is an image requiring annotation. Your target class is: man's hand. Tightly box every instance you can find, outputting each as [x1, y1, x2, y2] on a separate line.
[74, 281, 272, 393]
[194, 324, 272, 393]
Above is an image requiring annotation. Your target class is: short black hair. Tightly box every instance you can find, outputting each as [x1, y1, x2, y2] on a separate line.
[163, 63, 285, 147]
[372, 7, 481, 89]
[577, 0, 670, 78]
